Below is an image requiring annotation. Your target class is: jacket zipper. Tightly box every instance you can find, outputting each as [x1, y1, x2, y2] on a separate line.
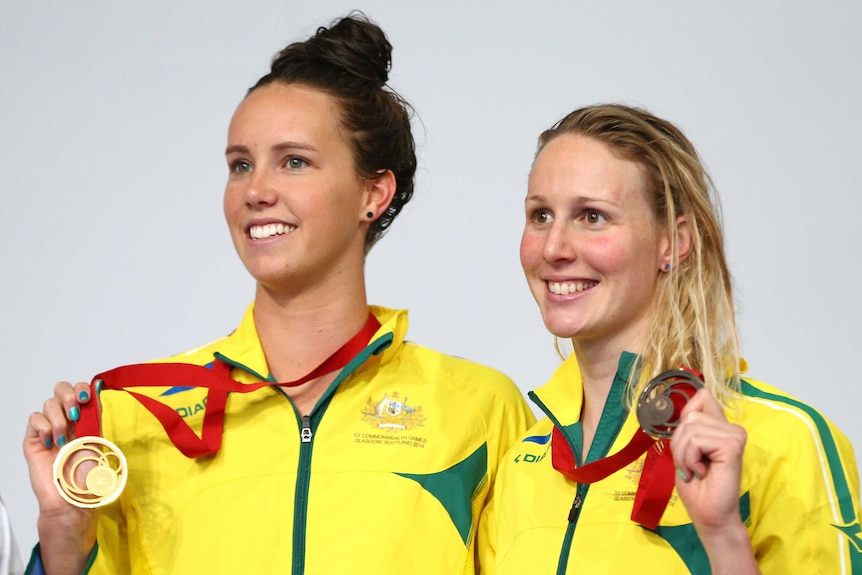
[556, 485, 587, 575]
[288, 333, 395, 575]
[529, 391, 589, 575]
[293, 414, 314, 575]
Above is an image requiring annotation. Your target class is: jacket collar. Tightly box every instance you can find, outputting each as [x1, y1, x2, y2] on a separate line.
[213, 303, 407, 381]
[531, 351, 637, 428]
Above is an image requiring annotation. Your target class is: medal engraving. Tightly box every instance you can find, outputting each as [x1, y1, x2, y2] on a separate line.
[53, 436, 128, 508]
[85, 465, 119, 496]
[636, 370, 704, 439]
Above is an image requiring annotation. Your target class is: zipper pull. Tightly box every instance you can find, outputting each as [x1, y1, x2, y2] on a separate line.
[301, 415, 313, 443]
[567, 494, 582, 523]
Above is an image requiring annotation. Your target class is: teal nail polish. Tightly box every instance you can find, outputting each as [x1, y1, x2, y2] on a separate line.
[45, 438, 53, 448]
[57, 435, 67, 447]
[69, 406, 80, 421]
[677, 468, 688, 481]
[95, 379, 103, 394]
[78, 390, 89, 402]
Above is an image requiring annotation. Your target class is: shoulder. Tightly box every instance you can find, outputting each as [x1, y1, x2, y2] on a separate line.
[398, 341, 526, 404]
[735, 376, 859, 502]
[736, 377, 853, 452]
[500, 418, 555, 463]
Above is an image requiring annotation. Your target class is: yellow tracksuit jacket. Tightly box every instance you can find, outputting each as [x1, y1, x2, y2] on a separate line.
[29, 305, 535, 575]
[479, 352, 862, 574]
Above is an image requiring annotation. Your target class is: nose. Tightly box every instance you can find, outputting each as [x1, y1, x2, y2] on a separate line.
[244, 169, 278, 208]
[543, 221, 576, 264]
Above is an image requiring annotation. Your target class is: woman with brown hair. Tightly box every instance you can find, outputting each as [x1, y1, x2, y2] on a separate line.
[23, 14, 533, 575]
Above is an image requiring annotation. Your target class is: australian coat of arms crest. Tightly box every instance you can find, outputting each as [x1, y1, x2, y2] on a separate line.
[362, 392, 425, 430]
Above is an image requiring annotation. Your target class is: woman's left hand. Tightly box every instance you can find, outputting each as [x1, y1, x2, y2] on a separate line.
[670, 389, 760, 574]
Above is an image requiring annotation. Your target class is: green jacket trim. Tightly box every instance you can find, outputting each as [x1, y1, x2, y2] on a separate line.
[652, 492, 751, 575]
[397, 442, 488, 544]
[740, 379, 861, 570]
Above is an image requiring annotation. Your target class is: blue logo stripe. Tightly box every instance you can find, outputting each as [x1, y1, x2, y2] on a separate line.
[522, 434, 551, 445]
[160, 386, 194, 396]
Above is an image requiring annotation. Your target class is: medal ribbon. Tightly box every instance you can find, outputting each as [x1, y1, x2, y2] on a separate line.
[74, 313, 381, 458]
[551, 368, 701, 529]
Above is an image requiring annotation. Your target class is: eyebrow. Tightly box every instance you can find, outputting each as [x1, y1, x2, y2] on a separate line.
[224, 141, 319, 155]
[525, 194, 605, 204]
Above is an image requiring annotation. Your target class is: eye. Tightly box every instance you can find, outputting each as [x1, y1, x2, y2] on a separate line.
[231, 160, 253, 174]
[285, 156, 308, 170]
[529, 208, 553, 225]
[584, 210, 606, 225]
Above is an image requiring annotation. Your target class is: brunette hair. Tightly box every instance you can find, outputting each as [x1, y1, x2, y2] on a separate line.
[538, 104, 740, 404]
[251, 13, 416, 253]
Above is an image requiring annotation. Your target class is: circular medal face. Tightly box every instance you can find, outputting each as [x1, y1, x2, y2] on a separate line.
[53, 436, 128, 508]
[636, 370, 704, 439]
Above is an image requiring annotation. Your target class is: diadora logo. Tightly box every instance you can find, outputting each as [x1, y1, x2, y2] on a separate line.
[176, 396, 208, 418]
[514, 434, 550, 463]
[160, 387, 208, 419]
[513, 450, 547, 464]
[832, 521, 862, 554]
[361, 392, 425, 431]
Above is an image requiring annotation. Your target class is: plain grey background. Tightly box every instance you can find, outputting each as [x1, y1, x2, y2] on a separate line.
[2, 0, 860, 556]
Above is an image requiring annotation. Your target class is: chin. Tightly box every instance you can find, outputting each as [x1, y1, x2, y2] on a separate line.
[543, 322, 583, 340]
[539, 310, 581, 338]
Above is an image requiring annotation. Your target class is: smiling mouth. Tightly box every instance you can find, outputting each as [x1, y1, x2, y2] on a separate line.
[249, 223, 296, 239]
[548, 281, 598, 295]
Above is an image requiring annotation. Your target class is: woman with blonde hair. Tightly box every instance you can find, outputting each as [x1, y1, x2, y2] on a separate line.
[480, 104, 861, 574]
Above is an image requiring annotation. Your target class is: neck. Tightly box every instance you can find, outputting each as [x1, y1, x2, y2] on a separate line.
[253, 277, 370, 383]
[571, 337, 636, 457]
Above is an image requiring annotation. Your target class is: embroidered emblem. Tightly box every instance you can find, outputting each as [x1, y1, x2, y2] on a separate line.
[624, 456, 645, 484]
[362, 392, 425, 431]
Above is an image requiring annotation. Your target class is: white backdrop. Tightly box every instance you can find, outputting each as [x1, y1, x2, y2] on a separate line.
[2, 0, 860, 555]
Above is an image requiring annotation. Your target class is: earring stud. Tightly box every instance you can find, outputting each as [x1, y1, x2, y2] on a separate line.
[366, 211, 374, 219]
[663, 263, 671, 271]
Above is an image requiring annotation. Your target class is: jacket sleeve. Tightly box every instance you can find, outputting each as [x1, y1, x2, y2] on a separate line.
[473, 378, 535, 575]
[476, 471, 504, 575]
[747, 408, 862, 574]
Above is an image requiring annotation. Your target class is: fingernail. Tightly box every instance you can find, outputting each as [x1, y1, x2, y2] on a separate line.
[95, 379, 103, 394]
[78, 390, 89, 402]
[45, 437, 53, 448]
[693, 470, 703, 480]
[677, 467, 688, 482]
[57, 435, 66, 447]
[69, 406, 80, 421]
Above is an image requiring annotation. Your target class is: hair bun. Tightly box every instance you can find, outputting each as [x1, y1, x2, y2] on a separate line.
[274, 13, 392, 88]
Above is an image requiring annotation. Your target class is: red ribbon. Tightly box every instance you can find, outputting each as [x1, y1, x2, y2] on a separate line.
[75, 313, 381, 458]
[551, 370, 701, 529]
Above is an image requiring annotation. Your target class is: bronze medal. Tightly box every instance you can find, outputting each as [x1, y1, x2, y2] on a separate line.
[636, 369, 704, 439]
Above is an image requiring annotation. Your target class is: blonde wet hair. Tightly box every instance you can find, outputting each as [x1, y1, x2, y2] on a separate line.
[539, 104, 740, 405]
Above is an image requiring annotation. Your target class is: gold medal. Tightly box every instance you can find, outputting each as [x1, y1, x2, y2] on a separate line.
[53, 436, 128, 508]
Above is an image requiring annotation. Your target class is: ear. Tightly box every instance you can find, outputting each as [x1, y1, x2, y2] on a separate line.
[675, 215, 693, 264]
[360, 169, 396, 222]
[659, 215, 693, 270]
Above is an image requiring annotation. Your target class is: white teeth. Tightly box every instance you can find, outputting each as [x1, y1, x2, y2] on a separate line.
[548, 281, 597, 295]
[250, 223, 294, 239]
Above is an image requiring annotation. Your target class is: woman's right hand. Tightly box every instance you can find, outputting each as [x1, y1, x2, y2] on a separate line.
[24, 381, 99, 575]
